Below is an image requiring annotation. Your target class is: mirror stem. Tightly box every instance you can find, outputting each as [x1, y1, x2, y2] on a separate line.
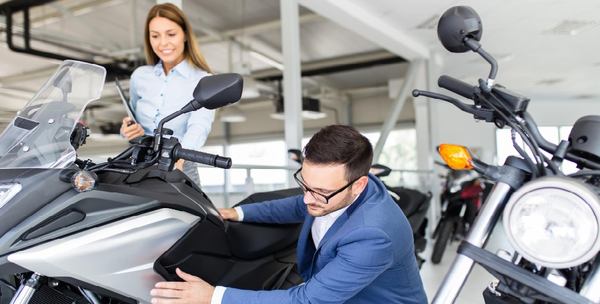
[154, 110, 182, 151]
[464, 37, 498, 91]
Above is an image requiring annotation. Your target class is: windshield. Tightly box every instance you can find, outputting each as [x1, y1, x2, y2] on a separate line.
[0, 60, 106, 169]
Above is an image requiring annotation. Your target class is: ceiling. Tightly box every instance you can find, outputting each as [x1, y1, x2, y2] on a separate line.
[337, 0, 600, 102]
[0, 0, 597, 132]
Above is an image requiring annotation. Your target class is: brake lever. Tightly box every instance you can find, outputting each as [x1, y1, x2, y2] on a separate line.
[412, 89, 495, 122]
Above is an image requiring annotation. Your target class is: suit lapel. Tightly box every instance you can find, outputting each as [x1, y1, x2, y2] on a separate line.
[297, 215, 315, 280]
[299, 177, 377, 279]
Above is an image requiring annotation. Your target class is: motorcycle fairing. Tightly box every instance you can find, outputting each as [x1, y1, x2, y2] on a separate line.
[8, 208, 198, 304]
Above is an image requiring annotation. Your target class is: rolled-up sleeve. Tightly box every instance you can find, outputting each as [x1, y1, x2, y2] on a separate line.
[180, 108, 214, 149]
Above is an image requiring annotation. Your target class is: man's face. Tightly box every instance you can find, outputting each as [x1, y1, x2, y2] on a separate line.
[296, 161, 358, 217]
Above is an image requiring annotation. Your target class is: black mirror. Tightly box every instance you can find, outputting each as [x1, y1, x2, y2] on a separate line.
[370, 164, 391, 177]
[288, 149, 303, 164]
[437, 6, 482, 53]
[181, 73, 243, 113]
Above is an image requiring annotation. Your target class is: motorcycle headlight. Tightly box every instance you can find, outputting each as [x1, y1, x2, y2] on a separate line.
[0, 183, 22, 209]
[503, 177, 600, 269]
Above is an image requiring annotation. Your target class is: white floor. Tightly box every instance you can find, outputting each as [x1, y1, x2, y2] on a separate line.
[419, 224, 514, 303]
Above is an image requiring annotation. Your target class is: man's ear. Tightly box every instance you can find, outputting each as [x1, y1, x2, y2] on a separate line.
[352, 175, 369, 196]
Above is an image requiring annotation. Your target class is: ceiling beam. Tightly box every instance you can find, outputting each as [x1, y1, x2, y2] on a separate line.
[254, 50, 405, 81]
[298, 0, 429, 60]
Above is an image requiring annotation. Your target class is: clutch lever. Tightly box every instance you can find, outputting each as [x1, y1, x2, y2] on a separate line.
[412, 89, 494, 122]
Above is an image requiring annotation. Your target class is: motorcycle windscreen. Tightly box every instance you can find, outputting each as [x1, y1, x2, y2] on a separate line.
[0, 60, 105, 169]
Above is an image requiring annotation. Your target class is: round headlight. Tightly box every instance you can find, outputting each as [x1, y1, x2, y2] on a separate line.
[503, 176, 600, 269]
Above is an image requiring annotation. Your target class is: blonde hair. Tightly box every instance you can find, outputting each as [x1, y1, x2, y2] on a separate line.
[143, 3, 212, 73]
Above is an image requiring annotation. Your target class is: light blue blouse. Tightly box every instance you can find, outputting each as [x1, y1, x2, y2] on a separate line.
[129, 59, 215, 150]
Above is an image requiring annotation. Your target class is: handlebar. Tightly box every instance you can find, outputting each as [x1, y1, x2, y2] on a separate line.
[173, 147, 232, 169]
[438, 75, 476, 100]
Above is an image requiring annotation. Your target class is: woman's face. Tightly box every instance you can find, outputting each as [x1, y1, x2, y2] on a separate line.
[149, 16, 186, 69]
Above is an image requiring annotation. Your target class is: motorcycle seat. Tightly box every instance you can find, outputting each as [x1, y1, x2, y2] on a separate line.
[226, 222, 301, 260]
[388, 186, 430, 217]
[226, 188, 304, 260]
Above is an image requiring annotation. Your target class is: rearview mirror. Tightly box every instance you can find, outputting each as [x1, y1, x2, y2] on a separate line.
[181, 73, 243, 113]
[437, 6, 482, 53]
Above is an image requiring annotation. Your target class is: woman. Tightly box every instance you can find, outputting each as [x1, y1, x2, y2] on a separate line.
[120, 3, 213, 185]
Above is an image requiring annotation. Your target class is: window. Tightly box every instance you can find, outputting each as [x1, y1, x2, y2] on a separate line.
[495, 126, 577, 174]
[228, 140, 287, 189]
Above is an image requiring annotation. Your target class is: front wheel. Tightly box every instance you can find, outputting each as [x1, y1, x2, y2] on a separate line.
[431, 218, 455, 264]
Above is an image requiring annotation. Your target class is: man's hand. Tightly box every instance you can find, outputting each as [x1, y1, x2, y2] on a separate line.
[120, 117, 144, 140]
[150, 268, 214, 304]
[218, 208, 239, 221]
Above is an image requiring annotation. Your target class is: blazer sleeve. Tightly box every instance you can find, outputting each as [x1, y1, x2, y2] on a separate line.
[221, 227, 394, 304]
[240, 195, 306, 224]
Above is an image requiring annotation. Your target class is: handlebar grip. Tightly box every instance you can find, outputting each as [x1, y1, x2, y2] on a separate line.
[438, 75, 476, 100]
[174, 147, 232, 169]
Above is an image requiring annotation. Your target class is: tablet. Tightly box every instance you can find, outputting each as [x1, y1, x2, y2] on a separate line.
[115, 78, 137, 123]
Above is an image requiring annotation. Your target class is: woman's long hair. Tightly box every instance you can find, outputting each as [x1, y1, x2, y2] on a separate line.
[143, 3, 212, 73]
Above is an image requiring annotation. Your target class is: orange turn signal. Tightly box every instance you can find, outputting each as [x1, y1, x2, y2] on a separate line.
[438, 144, 474, 170]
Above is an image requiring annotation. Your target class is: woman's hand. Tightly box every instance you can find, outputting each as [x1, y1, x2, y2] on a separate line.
[175, 159, 185, 171]
[120, 117, 144, 140]
[218, 208, 239, 221]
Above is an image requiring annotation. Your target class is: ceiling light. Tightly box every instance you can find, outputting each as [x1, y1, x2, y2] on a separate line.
[270, 97, 327, 120]
[544, 20, 597, 36]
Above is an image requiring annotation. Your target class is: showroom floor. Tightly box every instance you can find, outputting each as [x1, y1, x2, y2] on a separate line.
[419, 223, 513, 303]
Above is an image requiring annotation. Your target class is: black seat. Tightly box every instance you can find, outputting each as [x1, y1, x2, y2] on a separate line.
[227, 188, 304, 260]
[226, 222, 301, 260]
[388, 186, 429, 217]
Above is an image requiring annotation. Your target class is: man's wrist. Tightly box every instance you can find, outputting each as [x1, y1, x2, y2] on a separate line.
[234, 206, 244, 221]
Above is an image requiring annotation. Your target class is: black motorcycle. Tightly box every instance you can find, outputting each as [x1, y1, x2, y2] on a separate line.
[413, 6, 600, 304]
[0, 61, 303, 304]
[369, 164, 431, 268]
[431, 166, 491, 264]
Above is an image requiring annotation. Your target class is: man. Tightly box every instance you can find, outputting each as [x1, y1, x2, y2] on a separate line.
[151, 125, 427, 304]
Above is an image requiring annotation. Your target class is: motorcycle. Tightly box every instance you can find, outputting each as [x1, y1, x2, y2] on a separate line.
[369, 164, 431, 268]
[413, 6, 600, 304]
[431, 165, 491, 264]
[0, 60, 303, 304]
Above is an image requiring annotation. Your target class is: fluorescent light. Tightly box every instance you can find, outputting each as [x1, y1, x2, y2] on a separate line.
[270, 97, 327, 120]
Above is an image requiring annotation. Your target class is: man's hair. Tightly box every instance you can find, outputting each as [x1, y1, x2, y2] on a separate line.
[303, 125, 373, 182]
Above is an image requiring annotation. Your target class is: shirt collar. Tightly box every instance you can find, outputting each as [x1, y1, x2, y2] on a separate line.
[153, 59, 193, 79]
[318, 191, 361, 222]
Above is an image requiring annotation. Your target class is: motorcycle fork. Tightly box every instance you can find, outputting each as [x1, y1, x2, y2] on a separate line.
[432, 182, 512, 303]
[9, 273, 42, 304]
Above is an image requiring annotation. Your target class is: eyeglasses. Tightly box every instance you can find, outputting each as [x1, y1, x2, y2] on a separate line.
[293, 167, 359, 204]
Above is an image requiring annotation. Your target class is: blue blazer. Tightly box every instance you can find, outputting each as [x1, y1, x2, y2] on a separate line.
[223, 174, 427, 304]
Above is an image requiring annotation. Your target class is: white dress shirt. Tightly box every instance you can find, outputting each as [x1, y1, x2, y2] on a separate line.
[129, 60, 215, 150]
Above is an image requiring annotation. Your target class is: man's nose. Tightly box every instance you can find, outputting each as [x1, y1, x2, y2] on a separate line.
[303, 191, 317, 204]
